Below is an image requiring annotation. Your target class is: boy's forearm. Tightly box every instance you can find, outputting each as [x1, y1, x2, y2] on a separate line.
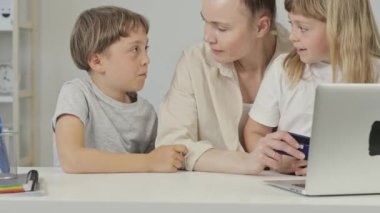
[59, 149, 151, 174]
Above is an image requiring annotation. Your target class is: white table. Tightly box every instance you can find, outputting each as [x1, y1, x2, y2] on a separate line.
[0, 167, 379, 213]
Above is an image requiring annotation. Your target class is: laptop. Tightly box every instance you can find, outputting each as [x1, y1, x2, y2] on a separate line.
[266, 84, 380, 196]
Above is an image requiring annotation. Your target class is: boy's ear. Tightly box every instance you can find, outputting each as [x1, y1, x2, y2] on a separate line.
[255, 15, 271, 38]
[88, 54, 105, 73]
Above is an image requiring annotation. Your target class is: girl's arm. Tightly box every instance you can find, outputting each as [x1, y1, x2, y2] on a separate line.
[243, 117, 273, 152]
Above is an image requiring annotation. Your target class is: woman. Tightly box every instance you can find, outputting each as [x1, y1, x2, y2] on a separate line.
[156, 0, 303, 174]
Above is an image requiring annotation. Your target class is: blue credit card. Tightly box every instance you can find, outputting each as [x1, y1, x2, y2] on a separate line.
[276, 132, 310, 160]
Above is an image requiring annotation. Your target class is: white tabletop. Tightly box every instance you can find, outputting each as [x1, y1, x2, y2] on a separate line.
[0, 167, 379, 212]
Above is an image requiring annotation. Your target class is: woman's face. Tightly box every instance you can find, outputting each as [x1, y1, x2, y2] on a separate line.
[201, 0, 258, 64]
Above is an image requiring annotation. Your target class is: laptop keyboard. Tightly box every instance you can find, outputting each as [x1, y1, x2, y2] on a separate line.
[293, 183, 306, 188]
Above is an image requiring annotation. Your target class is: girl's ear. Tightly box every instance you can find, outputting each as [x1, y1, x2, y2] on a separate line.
[256, 15, 272, 38]
[88, 54, 105, 74]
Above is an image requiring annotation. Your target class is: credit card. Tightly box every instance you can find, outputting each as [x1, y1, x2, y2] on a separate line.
[276, 132, 310, 160]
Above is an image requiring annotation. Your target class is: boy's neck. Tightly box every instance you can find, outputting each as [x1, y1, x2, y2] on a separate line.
[90, 74, 132, 103]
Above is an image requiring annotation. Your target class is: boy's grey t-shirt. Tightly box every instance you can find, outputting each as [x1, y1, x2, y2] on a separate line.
[52, 77, 157, 166]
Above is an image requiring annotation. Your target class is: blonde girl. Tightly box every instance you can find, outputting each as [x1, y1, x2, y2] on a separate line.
[244, 0, 380, 176]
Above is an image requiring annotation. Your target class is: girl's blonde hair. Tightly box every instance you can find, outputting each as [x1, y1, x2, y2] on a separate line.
[284, 0, 380, 86]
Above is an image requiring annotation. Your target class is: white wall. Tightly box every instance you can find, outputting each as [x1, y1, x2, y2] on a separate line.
[36, 0, 380, 165]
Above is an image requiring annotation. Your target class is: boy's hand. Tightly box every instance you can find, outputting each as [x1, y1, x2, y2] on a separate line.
[147, 145, 188, 172]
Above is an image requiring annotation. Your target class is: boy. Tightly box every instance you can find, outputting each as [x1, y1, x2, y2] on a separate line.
[52, 6, 187, 173]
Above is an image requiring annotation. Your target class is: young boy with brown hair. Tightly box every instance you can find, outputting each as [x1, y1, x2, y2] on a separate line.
[52, 6, 187, 173]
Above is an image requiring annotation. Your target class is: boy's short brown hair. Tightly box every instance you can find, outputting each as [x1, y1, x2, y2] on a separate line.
[70, 6, 149, 71]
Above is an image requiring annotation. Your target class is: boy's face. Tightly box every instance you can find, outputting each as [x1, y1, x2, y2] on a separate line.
[288, 12, 329, 64]
[96, 26, 149, 100]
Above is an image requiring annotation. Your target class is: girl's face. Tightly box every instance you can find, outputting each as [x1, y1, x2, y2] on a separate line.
[201, 0, 258, 64]
[288, 12, 329, 64]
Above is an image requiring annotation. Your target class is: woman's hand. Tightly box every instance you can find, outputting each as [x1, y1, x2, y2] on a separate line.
[275, 156, 307, 175]
[247, 131, 305, 174]
[294, 159, 307, 176]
